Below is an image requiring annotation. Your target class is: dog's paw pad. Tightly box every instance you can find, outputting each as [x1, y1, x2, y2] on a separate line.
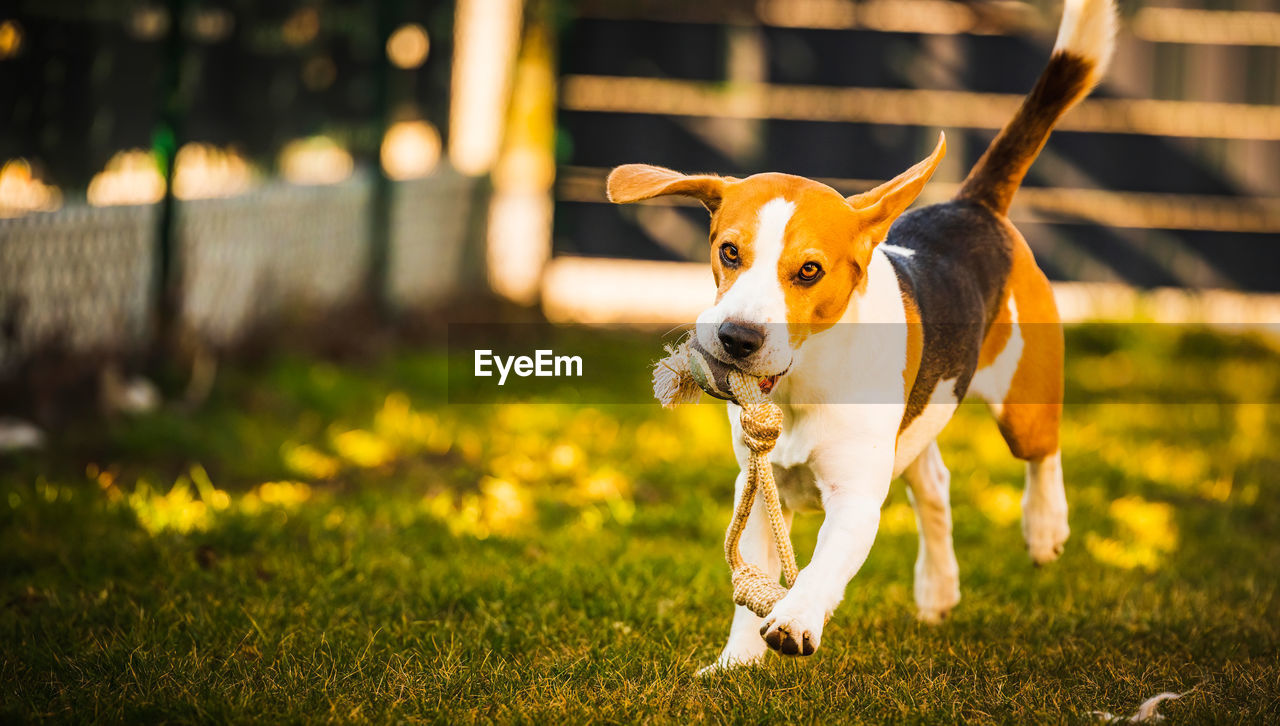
[760, 617, 819, 656]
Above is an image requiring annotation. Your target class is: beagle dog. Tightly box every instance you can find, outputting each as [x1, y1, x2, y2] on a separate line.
[606, 0, 1115, 671]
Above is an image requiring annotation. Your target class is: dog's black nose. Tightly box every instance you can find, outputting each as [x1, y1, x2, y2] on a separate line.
[717, 321, 764, 359]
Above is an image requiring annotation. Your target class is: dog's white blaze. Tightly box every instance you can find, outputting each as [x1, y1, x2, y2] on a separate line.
[721, 196, 792, 324]
[696, 197, 795, 375]
[970, 294, 1024, 417]
[881, 244, 916, 259]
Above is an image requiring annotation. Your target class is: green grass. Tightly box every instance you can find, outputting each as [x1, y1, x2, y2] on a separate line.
[2, 326, 1279, 723]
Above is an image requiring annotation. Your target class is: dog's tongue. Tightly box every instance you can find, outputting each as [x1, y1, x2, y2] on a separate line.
[759, 374, 780, 394]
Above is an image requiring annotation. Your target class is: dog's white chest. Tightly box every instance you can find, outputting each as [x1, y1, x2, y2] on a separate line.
[773, 461, 822, 512]
[770, 407, 825, 511]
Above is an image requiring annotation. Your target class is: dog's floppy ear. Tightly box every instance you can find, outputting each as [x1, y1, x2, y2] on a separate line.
[847, 132, 946, 243]
[606, 164, 728, 213]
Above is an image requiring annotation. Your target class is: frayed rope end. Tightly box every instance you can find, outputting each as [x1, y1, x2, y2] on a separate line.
[653, 342, 702, 408]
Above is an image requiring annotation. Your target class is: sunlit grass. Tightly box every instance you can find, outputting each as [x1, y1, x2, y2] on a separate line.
[1, 325, 1278, 722]
[1085, 496, 1179, 572]
[972, 481, 1022, 528]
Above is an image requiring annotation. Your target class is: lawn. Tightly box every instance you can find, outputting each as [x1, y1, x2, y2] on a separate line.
[2, 325, 1278, 723]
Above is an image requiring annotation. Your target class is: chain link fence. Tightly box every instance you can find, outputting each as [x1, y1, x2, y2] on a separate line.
[0, 169, 485, 379]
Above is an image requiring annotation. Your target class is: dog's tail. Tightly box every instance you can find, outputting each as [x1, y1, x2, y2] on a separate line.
[955, 0, 1115, 215]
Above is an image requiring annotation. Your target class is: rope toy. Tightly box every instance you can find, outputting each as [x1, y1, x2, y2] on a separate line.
[653, 336, 798, 617]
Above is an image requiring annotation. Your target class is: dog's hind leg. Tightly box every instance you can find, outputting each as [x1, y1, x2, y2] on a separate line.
[988, 396, 1069, 566]
[904, 441, 961, 622]
[1021, 449, 1068, 565]
[698, 471, 789, 675]
[973, 235, 1068, 565]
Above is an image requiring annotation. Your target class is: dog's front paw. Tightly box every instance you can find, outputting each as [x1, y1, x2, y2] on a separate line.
[759, 600, 825, 656]
[696, 642, 767, 677]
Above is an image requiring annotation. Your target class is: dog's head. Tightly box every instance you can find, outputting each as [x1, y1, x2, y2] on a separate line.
[607, 134, 945, 377]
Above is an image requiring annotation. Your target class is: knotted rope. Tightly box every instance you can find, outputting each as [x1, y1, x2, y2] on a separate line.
[652, 338, 798, 617]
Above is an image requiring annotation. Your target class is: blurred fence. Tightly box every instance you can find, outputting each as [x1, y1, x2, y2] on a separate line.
[0, 170, 485, 377]
[549, 0, 1280, 299]
[0, 205, 155, 365]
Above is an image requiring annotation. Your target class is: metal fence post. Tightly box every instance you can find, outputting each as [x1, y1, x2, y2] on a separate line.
[153, 0, 190, 360]
[367, 0, 403, 319]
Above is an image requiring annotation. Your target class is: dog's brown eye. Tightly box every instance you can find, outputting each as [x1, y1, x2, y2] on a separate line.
[719, 243, 740, 266]
[798, 261, 823, 282]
